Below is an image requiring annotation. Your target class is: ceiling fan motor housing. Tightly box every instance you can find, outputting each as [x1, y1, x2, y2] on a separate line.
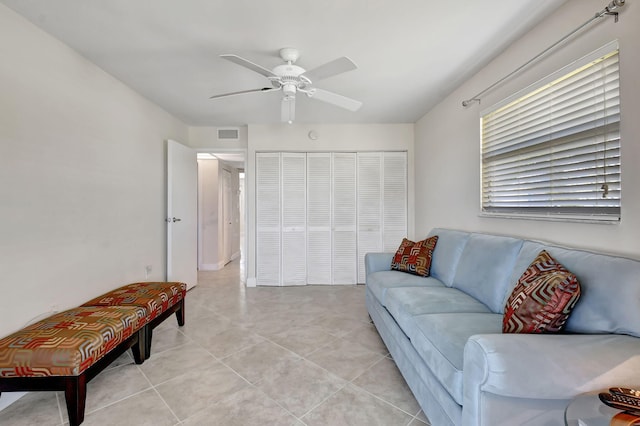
[272, 64, 311, 95]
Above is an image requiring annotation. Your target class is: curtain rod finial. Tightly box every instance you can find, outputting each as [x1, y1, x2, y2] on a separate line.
[462, 98, 480, 107]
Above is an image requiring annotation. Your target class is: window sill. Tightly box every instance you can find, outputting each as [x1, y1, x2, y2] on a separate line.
[479, 212, 620, 224]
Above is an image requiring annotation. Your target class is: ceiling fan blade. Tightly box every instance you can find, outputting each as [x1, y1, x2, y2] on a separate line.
[220, 54, 277, 78]
[302, 57, 357, 82]
[307, 88, 362, 112]
[209, 87, 278, 100]
[281, 97, 296, 123]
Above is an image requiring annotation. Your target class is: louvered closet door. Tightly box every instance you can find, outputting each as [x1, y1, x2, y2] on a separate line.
[281, 153, 307, 286]
[256, 153, 281, 286]
[307, 153, 332, 284]
[332, 153, 357, 284]
[357, 153, 383, 283]
[383, 152, 408, 251]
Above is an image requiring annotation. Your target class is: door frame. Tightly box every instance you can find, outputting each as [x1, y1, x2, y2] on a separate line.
[195, 148, 248, 283]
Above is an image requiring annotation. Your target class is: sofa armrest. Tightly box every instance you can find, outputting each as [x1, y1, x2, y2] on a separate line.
[464, 333, 640, 400]
[364, 252, 394, 277]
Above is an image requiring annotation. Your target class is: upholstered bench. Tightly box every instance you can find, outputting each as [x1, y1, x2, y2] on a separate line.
[82, 281, 187, 355]
[0, 306, 147, 425]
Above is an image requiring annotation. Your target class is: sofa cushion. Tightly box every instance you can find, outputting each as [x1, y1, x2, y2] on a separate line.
[427, 228, 470, 287]
[390, 236, 438, 277]
[452, 233, 523, 313]
[406, 312, 503, 405]
[503, 250, 581, 333]
[385, 286, 491, 332]
[367, 270, 444, 306]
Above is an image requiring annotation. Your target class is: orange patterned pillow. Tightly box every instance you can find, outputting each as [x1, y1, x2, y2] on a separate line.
[503, 250, 581, 333]
[390, 236, 438, 277]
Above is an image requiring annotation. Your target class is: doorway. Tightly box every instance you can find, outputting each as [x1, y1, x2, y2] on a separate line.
[196, 151, 246, 282]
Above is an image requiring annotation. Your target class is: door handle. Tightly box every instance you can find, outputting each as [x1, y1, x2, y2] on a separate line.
[166, 217, 182, 223]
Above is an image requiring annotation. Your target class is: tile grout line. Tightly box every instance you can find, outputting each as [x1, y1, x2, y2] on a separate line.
[55, 391, 64, 425]
[136, 358, 182, 424]
[150, 386, 181, 424]
[346, 355, 424, 419]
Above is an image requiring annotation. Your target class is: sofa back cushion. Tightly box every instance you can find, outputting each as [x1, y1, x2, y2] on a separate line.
[510, 241, 640, 337]
[452, 233, 523, 313]
[427, 228, 470, 287]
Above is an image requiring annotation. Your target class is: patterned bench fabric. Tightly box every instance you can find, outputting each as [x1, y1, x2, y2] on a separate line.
[82, 282, 187, 321]
[0, 306, 146, 377]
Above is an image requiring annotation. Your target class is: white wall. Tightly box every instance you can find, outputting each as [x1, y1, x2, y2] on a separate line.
[246, 123, 415, 285]
[0, 4, 188, 339]
[197, 159, 220, 269]
[414, 0, 640, 258]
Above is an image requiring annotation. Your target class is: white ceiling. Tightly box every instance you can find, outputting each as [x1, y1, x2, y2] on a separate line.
[1, 0, 565, 126]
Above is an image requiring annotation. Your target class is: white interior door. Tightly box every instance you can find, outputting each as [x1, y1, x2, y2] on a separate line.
[167, 139, 198, 290]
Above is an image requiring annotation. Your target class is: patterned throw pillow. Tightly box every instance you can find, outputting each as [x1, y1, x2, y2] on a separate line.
[390, 236, 438, 277]
[503, 250, 581, 333]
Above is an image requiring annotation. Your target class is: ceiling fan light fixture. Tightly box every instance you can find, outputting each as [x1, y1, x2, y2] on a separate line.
[282, 83, 297, 97]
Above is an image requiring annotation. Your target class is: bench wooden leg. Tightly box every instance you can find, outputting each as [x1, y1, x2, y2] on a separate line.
[64, 374, 87, 426]
[131, 327, 146, 365]
[145, 326, 153, 357]
[176, 299, 185, 326]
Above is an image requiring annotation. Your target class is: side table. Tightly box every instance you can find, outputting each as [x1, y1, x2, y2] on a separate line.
[565, 394, 640, 426]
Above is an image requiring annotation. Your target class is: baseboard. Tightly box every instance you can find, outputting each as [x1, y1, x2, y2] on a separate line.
[199, 263, 217, 271]
[199, 261, 226, 271]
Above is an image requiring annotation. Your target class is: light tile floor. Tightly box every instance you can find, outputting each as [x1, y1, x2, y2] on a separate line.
[0, 261, 430, 425]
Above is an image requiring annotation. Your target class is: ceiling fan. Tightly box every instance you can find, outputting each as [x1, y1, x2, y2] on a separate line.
[210, 47, 362, 123]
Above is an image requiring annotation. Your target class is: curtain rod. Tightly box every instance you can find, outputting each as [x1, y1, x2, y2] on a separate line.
[461, 0, 626, 108]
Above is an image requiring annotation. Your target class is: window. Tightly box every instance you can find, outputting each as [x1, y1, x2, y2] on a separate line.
[481, 42, 620, 222]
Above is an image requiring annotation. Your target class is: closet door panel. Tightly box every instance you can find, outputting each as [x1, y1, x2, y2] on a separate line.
[281, 153, 307, 286]
[383, 152, 408, 251]
[307, 153, 332, 284]
[333, 230, 357, 284]
[332, 153, 357, 284]
[256, 153, 281, 286]
[357, 153, 383, 283]
[255, 150, 407, 287]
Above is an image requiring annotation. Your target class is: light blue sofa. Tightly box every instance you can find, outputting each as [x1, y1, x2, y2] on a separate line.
[365, 228, 640, 426]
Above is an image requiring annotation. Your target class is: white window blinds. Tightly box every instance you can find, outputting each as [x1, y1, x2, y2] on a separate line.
[481, 42, 620, 222]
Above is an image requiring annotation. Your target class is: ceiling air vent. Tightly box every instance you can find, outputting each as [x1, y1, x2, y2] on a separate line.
[217, 128, 240, 141]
